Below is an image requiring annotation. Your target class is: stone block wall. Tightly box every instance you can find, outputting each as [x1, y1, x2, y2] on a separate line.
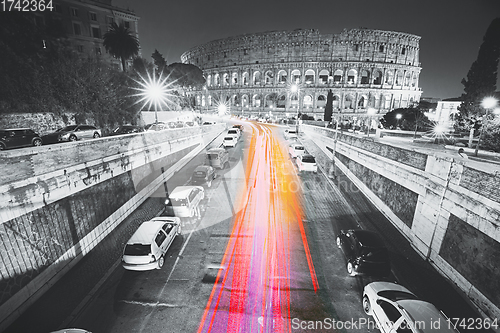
[302, 124, 500, 321]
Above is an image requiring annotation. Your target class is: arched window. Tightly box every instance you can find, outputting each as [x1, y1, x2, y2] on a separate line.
[291, 69, 301, 84]
[278, 70, 287, 84]
[358, 96, 366, 108]
[347, 69, 357, 84]
[252, 94, 261, 107]
[232, 72, 238, 85]
[206, 75, 212, 87]
[319, 70, 329, 84]
[242, 72, 249, 85]
[385, 71, 393, 85]
[332, 95, 340, 109]
[265, 71, 274, 85]
[303, 95, 313, 107]
[253, 71, 261, 85]
[317, 95, 326, 108]
[215, 74, 220, 86]
[396, 71, 404, 85]
[345, 95, 354, 109]
[223, 73, 229, 86]
[360, 70, 369, 84]
[305, 69, 315, 85]
[404, 72, 411, 86]
[373, 70, 382, 85]
[277, 95, 286, 108]
[333, 69, 343, 83]
[242, 95, 249, 107]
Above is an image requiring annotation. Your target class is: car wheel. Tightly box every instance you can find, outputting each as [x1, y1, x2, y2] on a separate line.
[93, 132, 100, 138]
[33, 139, 42, 147]
[362, 295, 372, 315]
[347, 262, 356, 276]
[0, 144, 4, 150]
[69, 135, 77, 142]
[336, 237, 341, 248]
[157, 256, 164, 269]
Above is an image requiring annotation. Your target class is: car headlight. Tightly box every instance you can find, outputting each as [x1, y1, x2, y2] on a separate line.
[60, 133, 70, 139]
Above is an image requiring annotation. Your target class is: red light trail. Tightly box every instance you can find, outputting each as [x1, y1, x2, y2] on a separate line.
[197, 124, 318, 333]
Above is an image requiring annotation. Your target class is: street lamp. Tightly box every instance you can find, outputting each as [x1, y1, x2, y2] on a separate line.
[366, 107, 376, 137]
[474, 96, 498, 157]
[290, 84, 300, 133]
[396, 113, 402, 129]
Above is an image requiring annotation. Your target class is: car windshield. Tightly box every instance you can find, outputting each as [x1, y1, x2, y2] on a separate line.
[377, 290, 418, 301]
[360, 246, 388, 261]
[171, 198, 187, 206]
[225, 137, 234, 140]
[194, 171, 207, 178]
[295, 146, 305, 151]
[208, 154, 219, 160]
[124, 244, 151, 256]
[302, 156, 315, 163]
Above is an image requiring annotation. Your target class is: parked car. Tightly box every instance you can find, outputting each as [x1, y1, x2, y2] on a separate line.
[185, 121, 196, 127]
[145, 123, 168, 131]
[190, 165, 217, 187]
[232, 124, 244, 132]
[165, 186, 205, 218]
[122, 217, 182, 271]
[226, 128, 240, 139]
[206, 147, 230, 169]
[42, 125, 101, 143]
[202, 121, 216, 125]
[168, 122, 177, 129]
[284, 128, 298, 140]
[363, 282, 458, 333]
[223, 136, 238, 147]
[288, 143, 306, 158]
[109, 125, 144, 136]
[336, 229, 391, 277]
[296, 154, 318, 173]
[0, 128, 42, 150]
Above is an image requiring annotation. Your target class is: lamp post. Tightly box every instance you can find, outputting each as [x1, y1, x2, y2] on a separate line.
[291, 84, 300, 134]
[396, 113, 402, 129]
[366, 107, 376, 137]
[474, 97, 498, 157]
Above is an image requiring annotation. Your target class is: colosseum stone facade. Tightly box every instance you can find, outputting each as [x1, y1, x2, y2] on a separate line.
[181, 28, 422, 121]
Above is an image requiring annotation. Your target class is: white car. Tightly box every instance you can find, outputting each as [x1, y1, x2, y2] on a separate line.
[226, 128, 240, 139]
[122, 217, 182, 271]
[166, 186, 205, 218]
[223, 136, 238, 147]
[284, 128, 298, 140]
[296, 154, 318, 173]
[363, 282, 458, 333]
[288, 143, 306, 158]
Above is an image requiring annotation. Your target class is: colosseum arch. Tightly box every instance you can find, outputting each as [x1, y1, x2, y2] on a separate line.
[333, 69, 343, 83]
[347, 69, 357, 84]
[277, 95, 286, 108]
[395, 70, 404, 86]
[291, 69, 301, 84]
[278, 70, 287, 84]
[345, 95, 355, 109]
[265, 71, 274, 85]
[206, 74, 212, 86]
[319, 70, 329, 84]
[332, 95, 340, 109]
[317, 94, 326, 108]
[223, 73, 230, 86]
[252, 94, 261, 107]
[385, 71, 393, 85]
[303, 95, 313, 108]
[201, 95, 206, 106]
[305, 69, 315, 85]
[253, 71, 261, 85]
[360, 70, 370, 84]
[208, 95, 213, 106]
[265, 93, 275, 108]
[357, 95, 367, 108]
[404, 71, 411, 86]
[373, 70, 382, 85]
[242, 72, 249, 85]
[214, 74, 220, 86]
[232, 72, 238, 85]
[242, 94, 249, 107]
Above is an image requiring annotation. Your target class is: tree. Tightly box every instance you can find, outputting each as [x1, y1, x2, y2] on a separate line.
[324, 89, 333, 121]
[456, 18, 500, 137]
[151, 49, 167, 73]
[103, 22, 140, 72]
[380, 108, 431, 131]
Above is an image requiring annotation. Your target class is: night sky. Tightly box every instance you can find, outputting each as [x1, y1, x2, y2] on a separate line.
[113, 0, 500, 100]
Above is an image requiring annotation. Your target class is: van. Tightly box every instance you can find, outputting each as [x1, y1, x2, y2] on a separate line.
[122, 217, 182, 271]
[206, 147, 229, 169]
[165, 186, 205, 218]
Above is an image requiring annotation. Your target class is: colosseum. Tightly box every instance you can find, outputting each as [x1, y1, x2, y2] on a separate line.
[181, 28, 422, 122]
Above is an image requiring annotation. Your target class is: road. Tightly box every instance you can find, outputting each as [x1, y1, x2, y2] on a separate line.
[5, 122, 490, 333]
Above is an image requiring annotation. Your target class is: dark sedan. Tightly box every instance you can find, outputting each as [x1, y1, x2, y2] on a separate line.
[189, 165, 217, 187]
[336, 229, 390, 277]
[109, 125, 144, 136]
[0, 128, 42, 150]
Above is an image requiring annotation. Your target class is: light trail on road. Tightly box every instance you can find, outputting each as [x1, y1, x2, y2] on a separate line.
[197, 123, 318, 333]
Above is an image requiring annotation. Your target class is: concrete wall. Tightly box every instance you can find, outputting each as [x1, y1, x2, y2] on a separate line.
[302, 124, 500, 321]
[0, 124, 225, 330]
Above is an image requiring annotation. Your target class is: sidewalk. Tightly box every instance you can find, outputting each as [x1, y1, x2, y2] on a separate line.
[299, 133, 494, 333]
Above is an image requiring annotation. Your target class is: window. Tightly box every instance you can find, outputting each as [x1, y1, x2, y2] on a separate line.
[91, 26, 101, 38]
[73, 22, 82, 35]
[402, 47, 406, 55]
[355, 44, 359, 51]
[379, 45, 384, 52]
[124, 21, 130, 29]
[89, 12, 97, 21]
[244, 49, 248, 55]
[224, 52, 227, 58]
[71, 7, 79, 17]
[107, 16, 114, 25]
[155, 231, 167, 246]
[208, 55, 210, 61]
[162, 224, 174, 235]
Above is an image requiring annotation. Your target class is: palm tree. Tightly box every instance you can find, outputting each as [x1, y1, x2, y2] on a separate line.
[103, 22, 140, 72]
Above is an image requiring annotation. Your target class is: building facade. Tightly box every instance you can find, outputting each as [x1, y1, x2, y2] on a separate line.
[33, 0, 140, 70]
[181, 28, 422, 120]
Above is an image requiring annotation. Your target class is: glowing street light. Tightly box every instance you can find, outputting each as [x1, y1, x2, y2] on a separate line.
[218, 103, 227, 116]
[396, 113, 402, 129]
[475, 96, 499, 156]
